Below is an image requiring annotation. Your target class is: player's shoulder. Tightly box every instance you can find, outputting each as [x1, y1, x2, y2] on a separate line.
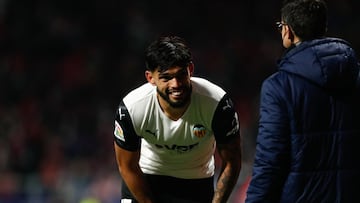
[191, 77, 226, 100]
[123, 83, 155, 107]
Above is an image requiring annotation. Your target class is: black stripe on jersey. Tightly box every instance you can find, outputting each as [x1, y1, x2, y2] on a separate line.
[212, 94, 240, 144]
[114, 101, 141, 151]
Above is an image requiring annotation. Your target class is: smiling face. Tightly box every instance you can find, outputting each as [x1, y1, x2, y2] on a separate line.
[146, 63, 193, 109]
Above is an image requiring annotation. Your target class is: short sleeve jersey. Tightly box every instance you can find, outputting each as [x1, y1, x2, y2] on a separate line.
[114, 77, 240, 179]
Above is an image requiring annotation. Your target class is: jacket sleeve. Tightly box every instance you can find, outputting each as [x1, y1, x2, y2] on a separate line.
[246, 75, 291, 203]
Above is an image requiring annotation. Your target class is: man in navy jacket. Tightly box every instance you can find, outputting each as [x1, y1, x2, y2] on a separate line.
[246, 0, 360, 202]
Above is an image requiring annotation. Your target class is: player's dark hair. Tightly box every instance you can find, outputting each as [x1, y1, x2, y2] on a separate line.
[281, 0, 327, 41]
[145, 36, 192, 72]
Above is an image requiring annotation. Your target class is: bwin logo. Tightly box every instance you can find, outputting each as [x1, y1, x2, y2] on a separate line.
[155, 143, 199, 153]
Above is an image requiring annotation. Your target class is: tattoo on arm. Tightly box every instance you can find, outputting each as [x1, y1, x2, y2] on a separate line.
[212, 137, 242, 203]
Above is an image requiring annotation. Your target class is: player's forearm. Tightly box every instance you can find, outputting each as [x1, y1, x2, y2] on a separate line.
[120, 168, 156, 203]
[114, 143, 155, 202]
[212, 163, 241, 203]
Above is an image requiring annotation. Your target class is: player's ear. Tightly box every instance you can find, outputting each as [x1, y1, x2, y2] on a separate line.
[286, 25, 295, 43]
[145, 70, 155, 85]
[188, 62, 194, 77]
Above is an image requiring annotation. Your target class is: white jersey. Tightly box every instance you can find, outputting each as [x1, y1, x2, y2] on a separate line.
[114, 77, 240, 179]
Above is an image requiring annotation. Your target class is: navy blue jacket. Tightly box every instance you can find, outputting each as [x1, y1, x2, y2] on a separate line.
[246, 38, 360, 203]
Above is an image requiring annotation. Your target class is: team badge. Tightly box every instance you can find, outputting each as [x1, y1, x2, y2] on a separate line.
[114, 121, 125, 141]
[193, 124, 206, 138]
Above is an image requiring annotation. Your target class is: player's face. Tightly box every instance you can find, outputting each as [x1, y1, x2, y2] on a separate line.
[153, 66, 192, 108]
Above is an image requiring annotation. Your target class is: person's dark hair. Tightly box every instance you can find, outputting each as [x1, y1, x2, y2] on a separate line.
[145, 36, 192, 72]
[281, 0, 327, 41]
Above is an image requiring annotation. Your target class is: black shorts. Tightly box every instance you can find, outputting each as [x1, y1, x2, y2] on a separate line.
[120, 174, 214, 203]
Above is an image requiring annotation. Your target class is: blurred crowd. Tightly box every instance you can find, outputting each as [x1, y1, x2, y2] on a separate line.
[0, 0, 359, 202]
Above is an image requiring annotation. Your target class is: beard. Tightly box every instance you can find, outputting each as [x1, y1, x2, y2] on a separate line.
[156, 85, 192, 108]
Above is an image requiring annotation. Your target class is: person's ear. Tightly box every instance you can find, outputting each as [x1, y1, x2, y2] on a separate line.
[145, 70, 156, 85]
[286, 25, 295, 42]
